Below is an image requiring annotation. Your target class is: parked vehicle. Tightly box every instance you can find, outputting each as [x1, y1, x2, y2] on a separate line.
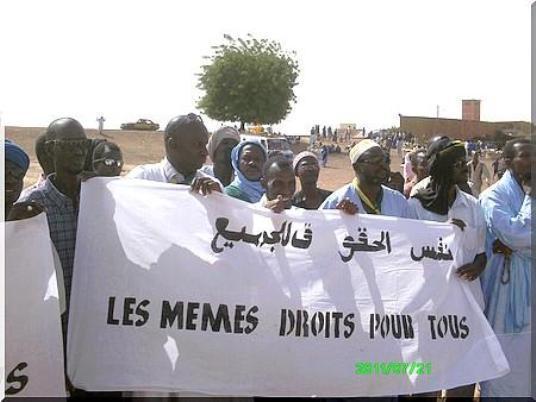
[240, 134, 293, 160]
[120, 119, 159, 131]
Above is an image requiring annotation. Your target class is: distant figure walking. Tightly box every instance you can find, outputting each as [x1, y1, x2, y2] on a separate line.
[319, 143, 328, 167]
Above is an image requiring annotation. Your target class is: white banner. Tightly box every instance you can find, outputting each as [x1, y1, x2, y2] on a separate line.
[68, 178, 509, 397]
[4, 214, 66, 397]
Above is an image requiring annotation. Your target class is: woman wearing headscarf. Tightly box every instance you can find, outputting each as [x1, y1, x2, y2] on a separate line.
[201, 126, 240, 186]
[292, 151, 332, 209]
[224, 140, 267, 203]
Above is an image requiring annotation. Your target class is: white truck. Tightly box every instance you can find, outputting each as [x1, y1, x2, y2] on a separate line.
[239, 134, 294, 161]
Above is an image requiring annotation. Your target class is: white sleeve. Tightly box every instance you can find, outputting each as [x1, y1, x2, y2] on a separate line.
[126, 165, 147, 179]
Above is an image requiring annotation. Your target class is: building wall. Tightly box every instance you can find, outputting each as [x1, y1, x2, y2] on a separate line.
[399, 115, 531, 142]
[462, 99, 481, 121]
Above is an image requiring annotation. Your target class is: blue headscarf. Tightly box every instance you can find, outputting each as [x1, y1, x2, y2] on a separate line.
[228, 140, 267, 203]
[5, 139, 30, 172]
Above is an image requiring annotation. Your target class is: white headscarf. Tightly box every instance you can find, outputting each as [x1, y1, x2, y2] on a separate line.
[292, 151, 319, 173]
[349, 139, 381, 165]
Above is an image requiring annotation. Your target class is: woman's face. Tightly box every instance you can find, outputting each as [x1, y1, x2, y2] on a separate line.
[239, 144, 265, 181]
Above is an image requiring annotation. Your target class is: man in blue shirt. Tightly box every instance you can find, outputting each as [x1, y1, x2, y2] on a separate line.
[321, 139, 414, 219]
[479, 138, 532, 398]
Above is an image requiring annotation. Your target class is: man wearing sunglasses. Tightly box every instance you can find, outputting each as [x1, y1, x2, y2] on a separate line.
[92, 141, 123, 177]
[19, 117, 90, 354]
[320, 139, 414, 219]
[127, 113, 222, 194]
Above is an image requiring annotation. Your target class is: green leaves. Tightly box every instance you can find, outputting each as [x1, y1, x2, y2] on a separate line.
[197, 34, 300, 126]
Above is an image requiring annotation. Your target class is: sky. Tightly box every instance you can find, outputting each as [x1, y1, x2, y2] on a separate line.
[0, 0, 532, 134]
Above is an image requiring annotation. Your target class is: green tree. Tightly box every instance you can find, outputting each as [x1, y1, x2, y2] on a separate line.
[197, 34, 300, 131]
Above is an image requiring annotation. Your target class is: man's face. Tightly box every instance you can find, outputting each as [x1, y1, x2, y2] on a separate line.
[93, 148, 123, 177]
[452, 153, 469, 185]
[50, 126, 89, 175]
[5, 160, 25, 208]
[239, 144, 265, 181]
[262, 164, 296, 208]
[168, 124, 209, 174]
[296, 156, 319, 185]
[509, 143, 532, 181]
[355, 147, 390, 185]
[214, 138, 239, 165]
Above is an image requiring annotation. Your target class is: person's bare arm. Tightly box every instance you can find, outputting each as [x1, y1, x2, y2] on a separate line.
[7, 201, 44, 221]
[456, 252, 487, 281]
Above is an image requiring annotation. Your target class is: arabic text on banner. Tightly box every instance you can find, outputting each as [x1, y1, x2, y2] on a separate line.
[68, 178, 509, 397]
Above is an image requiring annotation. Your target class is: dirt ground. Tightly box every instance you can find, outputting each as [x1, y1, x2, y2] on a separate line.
[6, 126, 496, 193]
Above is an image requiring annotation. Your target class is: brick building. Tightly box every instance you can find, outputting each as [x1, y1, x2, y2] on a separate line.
[462, 99, 481, 121]
[399, 115, 531, 142]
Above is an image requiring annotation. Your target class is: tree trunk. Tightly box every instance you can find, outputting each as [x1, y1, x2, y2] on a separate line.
[240, 121, 245, 132]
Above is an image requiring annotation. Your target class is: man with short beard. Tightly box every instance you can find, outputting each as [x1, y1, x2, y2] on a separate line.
[320, 139, 414, 218]
[478, 138, 532, 398]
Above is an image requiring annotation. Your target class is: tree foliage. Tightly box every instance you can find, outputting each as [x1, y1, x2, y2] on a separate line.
[197, 34, 300, 128]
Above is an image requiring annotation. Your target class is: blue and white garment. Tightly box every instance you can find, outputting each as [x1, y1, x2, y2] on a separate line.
[320, 183, 416, 219]
[225, 141, 267, 203]
[479, 169, 531, 397]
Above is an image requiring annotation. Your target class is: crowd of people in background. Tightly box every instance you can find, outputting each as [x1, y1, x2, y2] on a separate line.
[4, 113, 532, 399]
